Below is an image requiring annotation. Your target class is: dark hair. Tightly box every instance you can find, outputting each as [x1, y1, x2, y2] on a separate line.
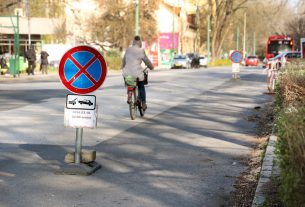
[134, 36, 141, 41]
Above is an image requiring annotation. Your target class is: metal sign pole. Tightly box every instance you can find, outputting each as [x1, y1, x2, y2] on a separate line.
[57, 46, 106, 175]
[75, 128, 83, 164]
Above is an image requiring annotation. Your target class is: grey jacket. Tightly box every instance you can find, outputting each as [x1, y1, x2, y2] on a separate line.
[122, 39, 153, 81]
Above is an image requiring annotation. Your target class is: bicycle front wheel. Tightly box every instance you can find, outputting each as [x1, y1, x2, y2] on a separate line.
[129, 90, 137, 120]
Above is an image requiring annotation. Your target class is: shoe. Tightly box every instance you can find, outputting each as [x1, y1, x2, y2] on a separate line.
[142, 102, 147, 111]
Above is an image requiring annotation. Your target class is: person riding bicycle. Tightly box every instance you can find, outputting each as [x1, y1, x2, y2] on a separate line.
[122, 36, 154, 110]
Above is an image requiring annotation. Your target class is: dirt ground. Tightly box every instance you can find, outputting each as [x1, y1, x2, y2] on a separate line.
[227, 102, 283, 207]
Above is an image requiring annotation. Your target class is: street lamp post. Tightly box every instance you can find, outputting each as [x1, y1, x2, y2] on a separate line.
[236, 27, 239, 50]
[26, 0, 31, 47]
[172, 9, 175, 51]
[243, 12, 246, 58]
[135, 0, 139, 35]
[207, 15, 211, 63]
[253, 31, 256, 55]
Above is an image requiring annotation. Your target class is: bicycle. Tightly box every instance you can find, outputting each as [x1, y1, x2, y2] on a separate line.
[124, 68, 148, 120]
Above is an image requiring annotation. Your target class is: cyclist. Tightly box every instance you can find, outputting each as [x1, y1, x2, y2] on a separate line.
[122, 36, 154, 110]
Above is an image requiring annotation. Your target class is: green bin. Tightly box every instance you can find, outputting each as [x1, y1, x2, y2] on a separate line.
[9, 57, 25, 76]
[9, 58, 16, 76]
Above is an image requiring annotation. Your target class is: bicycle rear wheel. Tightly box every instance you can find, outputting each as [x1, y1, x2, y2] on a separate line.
[129, 90, 137, 120]
[138, 100, 144, 117]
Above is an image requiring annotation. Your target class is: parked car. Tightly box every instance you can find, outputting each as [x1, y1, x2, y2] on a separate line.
[49, 60, 60, 68]
[266, 51, 302, 69]
[199, 56, 208, 68]
[171, 55, 190, 69]
[186, 52, 196, 60]
[186, 52, 200, 68]
[245, 55, 259, 66]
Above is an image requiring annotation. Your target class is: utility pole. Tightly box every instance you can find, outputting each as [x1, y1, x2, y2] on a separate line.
[135, 0, 139, 35]
[26, 0, 31, 47]
[243, 12, 246, 58]
[236, 27, 239, 50]
[172, 7, 175, 52]
[253, 31, 256, 55]
[16, 12, 20, 76]
[207, 15, 211, 62]
[195, 5, 200, 53]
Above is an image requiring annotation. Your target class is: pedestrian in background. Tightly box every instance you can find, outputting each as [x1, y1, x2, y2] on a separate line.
[40, 51, 49, 75]
[25, 45, 36, 75]
[0, 56, 8, 75]
[0, 56, 8, 69]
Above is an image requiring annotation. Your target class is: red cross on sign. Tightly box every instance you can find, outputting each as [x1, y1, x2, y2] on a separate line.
[58, 46, 107, 94]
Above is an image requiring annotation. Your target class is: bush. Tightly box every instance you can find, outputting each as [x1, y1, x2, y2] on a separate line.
[105, 56, 121, 70]
[104, 50, 122, 71]
[208, 58, 231, 67]
[275, 65, 305, 207]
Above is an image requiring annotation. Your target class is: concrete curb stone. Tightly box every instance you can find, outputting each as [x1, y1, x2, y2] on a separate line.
[252, 135, 278, 207]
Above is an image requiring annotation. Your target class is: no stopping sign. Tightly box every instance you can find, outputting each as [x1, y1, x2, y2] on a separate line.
[59, 46, 107, 94]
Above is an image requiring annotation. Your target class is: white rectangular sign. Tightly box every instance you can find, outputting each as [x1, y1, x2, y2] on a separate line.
[64, 107, 98, 128]
[66, 94, 96, 110]
[232, 63, 240, 73]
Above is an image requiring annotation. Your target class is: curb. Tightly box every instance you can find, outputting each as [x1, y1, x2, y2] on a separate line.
[252, 134, 278, 207]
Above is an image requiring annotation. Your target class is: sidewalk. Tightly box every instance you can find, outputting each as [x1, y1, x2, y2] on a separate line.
[0, 68, 169, 83]
[0, 72, 59, 82]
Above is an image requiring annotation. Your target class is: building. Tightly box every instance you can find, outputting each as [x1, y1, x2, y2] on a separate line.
[155, 0, 203, 66]
[0, 14, 61, 56]
[64, 0, 203, 67]
[0, 0, 205, 67]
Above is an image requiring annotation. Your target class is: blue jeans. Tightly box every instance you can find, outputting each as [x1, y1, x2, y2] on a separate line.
[137, 81, 146, 102]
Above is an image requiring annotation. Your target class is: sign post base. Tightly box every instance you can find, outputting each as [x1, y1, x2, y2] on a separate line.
[55, 162, 101, 176]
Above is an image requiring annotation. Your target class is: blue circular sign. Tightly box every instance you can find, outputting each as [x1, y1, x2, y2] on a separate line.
[59, 46, 107, 94]
[230, 51, 243, 63]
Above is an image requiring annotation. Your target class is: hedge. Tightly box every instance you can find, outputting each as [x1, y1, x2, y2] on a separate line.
[275, 62, 305, 207]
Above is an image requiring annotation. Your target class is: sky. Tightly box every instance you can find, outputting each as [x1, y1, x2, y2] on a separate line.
[289, 0, 299, 7]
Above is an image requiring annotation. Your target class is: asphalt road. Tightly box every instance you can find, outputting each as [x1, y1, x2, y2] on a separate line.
[0, 66, 272, 207]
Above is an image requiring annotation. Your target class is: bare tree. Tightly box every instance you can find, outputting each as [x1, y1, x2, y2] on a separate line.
[197, 0, 294, 60]
[243, 0, 293, 58]
[286, 17, 305, 50]
[203, 0, 248, 60]
[87, 0, 160, 51]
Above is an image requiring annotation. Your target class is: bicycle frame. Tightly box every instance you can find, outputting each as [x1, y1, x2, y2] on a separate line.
[124, 68, 148, 120]
[127, 85, 137, 104]
[125, 79, 144, 120]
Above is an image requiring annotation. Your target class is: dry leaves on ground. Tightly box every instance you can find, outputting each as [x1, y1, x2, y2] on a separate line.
[228, 102, 282, 207]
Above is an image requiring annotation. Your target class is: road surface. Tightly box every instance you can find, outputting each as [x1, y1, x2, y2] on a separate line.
[0, 66, 272, 207]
